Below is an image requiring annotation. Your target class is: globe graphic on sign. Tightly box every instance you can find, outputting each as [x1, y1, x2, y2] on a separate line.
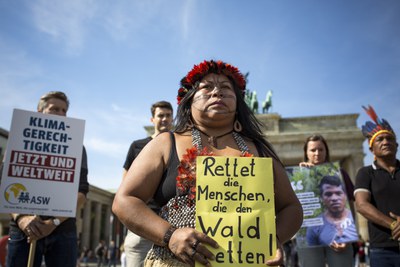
[4, 183, 27, 205]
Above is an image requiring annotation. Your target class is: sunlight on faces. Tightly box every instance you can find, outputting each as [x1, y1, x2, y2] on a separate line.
[191, 73, 237, 116]
[371, 132, 398, 157]
[306, 140, 327, 165]
[40, 98, 68, 116]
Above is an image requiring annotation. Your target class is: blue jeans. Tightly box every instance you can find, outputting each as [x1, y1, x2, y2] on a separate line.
[6, 226, 78, 267]
[370, 247, 400, 267]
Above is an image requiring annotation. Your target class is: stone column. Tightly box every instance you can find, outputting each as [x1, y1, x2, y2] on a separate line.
[82, 200, 92, 248]
[93, 202, 102, 246]
[104, 205, 112, 244]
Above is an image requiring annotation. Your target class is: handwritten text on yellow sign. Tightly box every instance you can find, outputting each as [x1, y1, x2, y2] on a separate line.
[196, 156, 276, 266]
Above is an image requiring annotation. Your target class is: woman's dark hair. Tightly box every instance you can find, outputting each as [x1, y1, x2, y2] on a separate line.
[303, 134, 330, 162]
[174, 74, 280, 161]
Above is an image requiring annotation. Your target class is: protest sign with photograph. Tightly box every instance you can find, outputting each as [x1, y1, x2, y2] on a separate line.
[0, 109, 85, 217]
[285, 162, 358, 248]
[196, 156, 275, 266]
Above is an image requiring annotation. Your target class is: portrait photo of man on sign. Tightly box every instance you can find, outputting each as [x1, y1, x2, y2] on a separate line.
[306, 174, 358, 246]
[286, 161, 358, 250]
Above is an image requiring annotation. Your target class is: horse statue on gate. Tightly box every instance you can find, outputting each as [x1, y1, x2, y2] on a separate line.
[262, 90, 273, 113]
[250, 91, 259, 114]
[244, 89, 252, 108]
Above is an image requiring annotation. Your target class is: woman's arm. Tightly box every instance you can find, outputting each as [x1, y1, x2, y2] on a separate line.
[266, 159, 303, 266]
[273, 159, 303, 243]
[112, 132, 218, 266]
[112, 132, 172, 245]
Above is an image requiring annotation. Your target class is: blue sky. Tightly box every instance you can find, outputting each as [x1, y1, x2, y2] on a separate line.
[1, 0, 399, 190]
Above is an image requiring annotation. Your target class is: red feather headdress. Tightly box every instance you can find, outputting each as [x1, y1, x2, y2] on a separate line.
[177, 60, 246, 105]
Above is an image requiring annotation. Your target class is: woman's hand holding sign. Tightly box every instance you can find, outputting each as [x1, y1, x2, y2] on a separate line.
[168, 227, 218, 266]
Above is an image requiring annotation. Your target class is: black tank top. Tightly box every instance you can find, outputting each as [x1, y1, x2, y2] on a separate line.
[153, 132, 180, 207]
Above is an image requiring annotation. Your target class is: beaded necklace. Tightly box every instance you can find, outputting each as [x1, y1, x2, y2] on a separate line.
[192, 127, 249, 154]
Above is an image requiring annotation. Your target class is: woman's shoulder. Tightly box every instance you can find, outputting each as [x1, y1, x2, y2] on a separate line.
[172, 131, 193, 142]
[151, 131, 175, 144]
[143, 132, 174, 157]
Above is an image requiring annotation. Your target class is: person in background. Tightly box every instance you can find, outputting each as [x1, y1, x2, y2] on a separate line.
[0, 235, 8, 267]
[95, 240, 106, 267]
[122, 100, 173, 267]
[298, 134, 355, 267]
[354, 105, 400, 267]
[112, 59, 303, 266]
[80, 246, 90, 267]
[5, 91, 89, 267]
[306, 174, 358, 246]
[356, 235, 367, 267]
[107, 240, 117, 267]
[283, 241, 292, 266]
[120, 244, 126, 267]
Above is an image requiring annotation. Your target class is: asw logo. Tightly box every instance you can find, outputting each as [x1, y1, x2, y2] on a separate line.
[4, 183, 26, 205]
[4, 183, 51, 205]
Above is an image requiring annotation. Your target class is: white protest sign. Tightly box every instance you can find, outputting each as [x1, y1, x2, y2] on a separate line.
[0, 109, 85, 217]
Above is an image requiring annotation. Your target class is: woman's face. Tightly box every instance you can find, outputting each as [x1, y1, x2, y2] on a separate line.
[191, 73, 237, 123]
[306, 140, 327, 165]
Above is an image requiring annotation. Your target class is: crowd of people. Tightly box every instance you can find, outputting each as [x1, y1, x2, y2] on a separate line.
[1, 59, 399, 267]
[74, 240, 123, 267]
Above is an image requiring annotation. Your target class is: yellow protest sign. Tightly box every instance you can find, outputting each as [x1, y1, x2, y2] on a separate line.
[196, 156, 276, 266]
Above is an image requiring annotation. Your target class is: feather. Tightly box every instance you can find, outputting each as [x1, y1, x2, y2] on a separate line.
[381, 119, 394, 132]
[361, 105, 395, 139]
[361, 126, 369, 137]
[362, 105, 380, 124]
[365, 122, 376, 133]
